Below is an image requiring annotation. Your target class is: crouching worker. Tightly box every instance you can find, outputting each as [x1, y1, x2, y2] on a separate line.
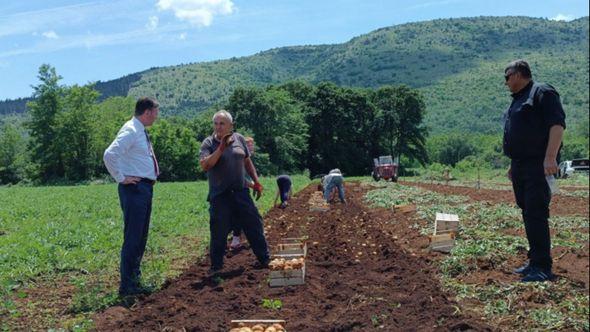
[322, 169, 345, 204]
[273, 174, 293, 209]
[199, 110, 270, 275]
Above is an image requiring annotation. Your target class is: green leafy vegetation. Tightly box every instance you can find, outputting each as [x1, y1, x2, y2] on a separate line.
[261, 298, 283, 310]
[363, 181, 589, 331]
[0, 175, 310, 329]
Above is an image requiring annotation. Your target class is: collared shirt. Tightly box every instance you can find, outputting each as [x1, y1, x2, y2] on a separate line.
[104, 117, 158, 183]
[200, 132, 250, 200]
[503, 81, 566, 160]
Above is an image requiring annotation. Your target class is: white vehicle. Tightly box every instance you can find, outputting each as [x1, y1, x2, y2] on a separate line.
[558, 159, 590, 178]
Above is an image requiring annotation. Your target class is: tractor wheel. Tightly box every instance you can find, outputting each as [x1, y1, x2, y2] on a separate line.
[372, 172, 380, 182]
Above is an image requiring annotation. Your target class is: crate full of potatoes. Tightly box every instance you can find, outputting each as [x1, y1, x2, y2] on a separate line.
[229, 320, 286, 332]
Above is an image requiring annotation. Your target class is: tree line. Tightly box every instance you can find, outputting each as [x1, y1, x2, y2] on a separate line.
[0, 65, 429, 185]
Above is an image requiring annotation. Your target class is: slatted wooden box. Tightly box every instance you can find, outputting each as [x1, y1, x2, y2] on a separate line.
[229, 319, 286, 332]
[428, 232, 455, 253]
[269, 239, 307, 287]
[276, 238, 307, 256]
[435, 213, 459, 234]
[394, 204, 416, 214]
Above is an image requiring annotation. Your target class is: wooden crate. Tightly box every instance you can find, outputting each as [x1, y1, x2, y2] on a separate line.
[276, 238, 307, 256]
[269, 240, 307, 287]
[435, 213, 459, 234]
[269, 262, 306, 287]
[429, 233, 455, 253]
[229, 319, 286, 331]
[394, 204, 416, 214]
[309, 205, 329, 212]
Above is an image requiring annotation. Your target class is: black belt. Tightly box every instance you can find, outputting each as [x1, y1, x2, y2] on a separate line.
[140, 178, 156, 185]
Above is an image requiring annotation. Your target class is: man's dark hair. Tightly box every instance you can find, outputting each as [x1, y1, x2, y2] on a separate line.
[135, 97, 159, 116]
[505, 59, 532, 79]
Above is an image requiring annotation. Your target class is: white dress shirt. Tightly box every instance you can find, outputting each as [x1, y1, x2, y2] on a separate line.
[103, 117, 157, 183]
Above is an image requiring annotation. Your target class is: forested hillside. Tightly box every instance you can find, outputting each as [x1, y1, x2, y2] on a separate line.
[1, 16, 588, 134]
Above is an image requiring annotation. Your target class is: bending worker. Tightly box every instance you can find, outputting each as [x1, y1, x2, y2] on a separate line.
[322, 168, 346, 204]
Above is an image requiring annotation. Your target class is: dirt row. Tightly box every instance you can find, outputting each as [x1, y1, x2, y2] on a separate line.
[404, 181, 589, 217]
[94, 183, 490, 331]
[402, 181, 589, 291]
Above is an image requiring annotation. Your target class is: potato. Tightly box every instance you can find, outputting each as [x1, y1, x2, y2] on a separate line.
[264, 327, 276, 332]
[239, 328, 253, 332]
[271, 323, 285, 331]
[229, 329, 241, 332]
[252, 324, 266, 331]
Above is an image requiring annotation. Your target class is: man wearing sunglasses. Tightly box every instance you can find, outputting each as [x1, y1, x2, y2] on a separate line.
[502, 60, 566, 282]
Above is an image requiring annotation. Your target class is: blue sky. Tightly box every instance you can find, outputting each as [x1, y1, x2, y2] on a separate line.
[0, 0, 588, 100]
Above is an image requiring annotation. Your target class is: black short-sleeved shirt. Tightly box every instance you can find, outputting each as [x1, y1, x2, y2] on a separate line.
[200, 133, 250, 200]
[503, 81, 566, 160]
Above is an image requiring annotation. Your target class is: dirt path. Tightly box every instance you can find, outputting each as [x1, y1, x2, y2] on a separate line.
[94, 183, 489, 331]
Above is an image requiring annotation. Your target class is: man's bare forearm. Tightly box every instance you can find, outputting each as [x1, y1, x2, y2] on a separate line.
[200, 149, 222, 172]
[545, 125, 564, 158]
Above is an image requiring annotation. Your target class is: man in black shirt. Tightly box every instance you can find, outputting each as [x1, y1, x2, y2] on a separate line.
[503, 60, 566, 282]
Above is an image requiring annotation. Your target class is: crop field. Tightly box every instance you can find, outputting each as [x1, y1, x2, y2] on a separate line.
[0, 175, 311, 330]
[1, 175, 588, 331]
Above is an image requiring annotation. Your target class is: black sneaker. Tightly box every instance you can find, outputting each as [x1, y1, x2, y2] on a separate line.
[119, 285, 152, 297]
[208, 266, 223, 276]
[521, 267, 554, 282]
[253, 258, 270, 269]
[513, 262, 531, 275]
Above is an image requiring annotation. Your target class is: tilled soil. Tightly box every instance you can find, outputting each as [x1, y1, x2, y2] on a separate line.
[404, 182, 589, 217]
[94, 183, 490, 331]
[401, 181, 589, 290]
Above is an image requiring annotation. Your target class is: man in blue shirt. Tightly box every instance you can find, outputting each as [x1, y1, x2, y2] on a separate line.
[104, 97, 160, 296]
[503, 60, 566, 282]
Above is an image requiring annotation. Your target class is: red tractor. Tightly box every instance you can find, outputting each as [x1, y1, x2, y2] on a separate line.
[372, 155, 399, 182]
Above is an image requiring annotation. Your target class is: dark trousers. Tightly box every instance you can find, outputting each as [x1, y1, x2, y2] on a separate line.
[511, 159, 552, 270]
[209, 188, 269, 268]
[118, 182, 153, 292]
[277, 177, 292, 203]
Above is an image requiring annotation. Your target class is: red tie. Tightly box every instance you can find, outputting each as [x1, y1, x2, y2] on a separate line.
[144, 130, 160, 177]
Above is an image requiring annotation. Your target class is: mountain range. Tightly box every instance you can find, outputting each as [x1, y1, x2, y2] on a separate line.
[1, 16, 588, 134]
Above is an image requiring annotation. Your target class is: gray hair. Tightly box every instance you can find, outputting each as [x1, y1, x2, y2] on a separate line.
[213, 110, 233, 123]
[505, 59, 532, 79]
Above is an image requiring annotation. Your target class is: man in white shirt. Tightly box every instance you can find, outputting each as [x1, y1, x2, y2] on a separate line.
[104, 97, 160, 296]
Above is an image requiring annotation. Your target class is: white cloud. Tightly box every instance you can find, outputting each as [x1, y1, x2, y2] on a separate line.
[179, 32, 187, 40]
[157, 0, 235, 27]
[550, 14, 575, 21]
[146, 16, 159, 30]
[42, 30, 59, 39]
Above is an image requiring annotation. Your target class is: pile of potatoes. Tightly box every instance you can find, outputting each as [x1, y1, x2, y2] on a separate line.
[269, 257, 304, 271]
[308, 192, 328, 206]
[229, 322, 286, 332]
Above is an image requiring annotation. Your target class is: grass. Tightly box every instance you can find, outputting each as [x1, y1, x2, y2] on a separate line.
[0, 175, 310, 330]
[363, 179, 589, 331]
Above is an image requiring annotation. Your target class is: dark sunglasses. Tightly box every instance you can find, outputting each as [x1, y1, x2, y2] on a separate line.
[504, 72, 515, 81]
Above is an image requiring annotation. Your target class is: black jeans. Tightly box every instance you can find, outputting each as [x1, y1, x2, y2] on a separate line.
[209, 188, 269, 268]
[118, 181, 153, 292]
[511, 159, 552, 270]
